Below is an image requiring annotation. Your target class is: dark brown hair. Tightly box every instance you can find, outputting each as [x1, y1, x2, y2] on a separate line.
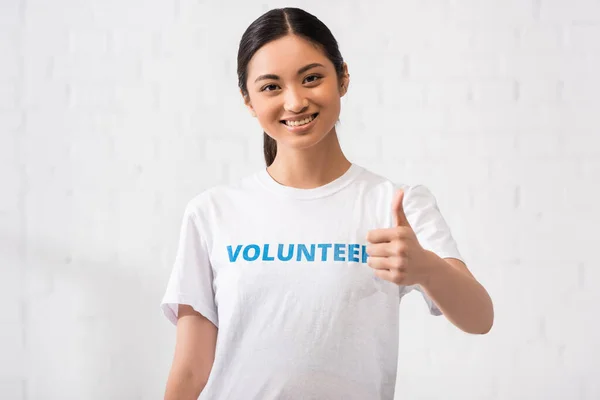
[237, 8, 345, 167]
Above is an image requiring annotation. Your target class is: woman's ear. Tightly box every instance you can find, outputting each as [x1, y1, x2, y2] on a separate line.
[241, 89, 257, 117]
[340, 62, 350, 96]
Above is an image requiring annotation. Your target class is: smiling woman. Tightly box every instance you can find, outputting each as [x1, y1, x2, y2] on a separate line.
[161, 6, 493, 400]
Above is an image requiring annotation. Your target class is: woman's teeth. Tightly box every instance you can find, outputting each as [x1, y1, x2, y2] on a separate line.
[284, 114, 316, 127]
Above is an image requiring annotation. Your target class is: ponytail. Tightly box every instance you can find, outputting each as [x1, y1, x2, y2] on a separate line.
[263, 132, 277, 167]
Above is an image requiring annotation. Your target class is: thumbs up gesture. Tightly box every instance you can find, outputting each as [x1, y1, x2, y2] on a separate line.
[365, 189, 432, 286]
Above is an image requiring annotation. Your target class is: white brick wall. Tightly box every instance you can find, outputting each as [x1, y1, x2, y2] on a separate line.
[1, 0, 598, 398]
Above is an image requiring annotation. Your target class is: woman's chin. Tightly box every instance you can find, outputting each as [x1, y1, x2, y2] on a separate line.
[278, 128, 335, 151]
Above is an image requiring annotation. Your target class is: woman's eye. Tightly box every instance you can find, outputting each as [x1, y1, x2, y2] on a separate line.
[262, 84, 279, 92]
[261, 76, 321, 92]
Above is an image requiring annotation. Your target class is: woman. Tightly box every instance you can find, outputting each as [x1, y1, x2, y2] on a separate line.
[161, 7, 494, 400]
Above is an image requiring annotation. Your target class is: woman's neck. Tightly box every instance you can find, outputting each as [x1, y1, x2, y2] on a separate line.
[266, 130, 351, 189]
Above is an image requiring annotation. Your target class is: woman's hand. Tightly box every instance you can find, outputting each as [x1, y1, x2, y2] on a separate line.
[365, 189, 435, 286]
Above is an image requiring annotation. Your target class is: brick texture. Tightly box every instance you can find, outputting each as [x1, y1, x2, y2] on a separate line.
[1, 0, 599, 399]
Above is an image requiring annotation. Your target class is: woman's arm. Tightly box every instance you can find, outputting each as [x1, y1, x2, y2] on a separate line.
[164, 305, 218, 400]
[420, 251, 494, 335]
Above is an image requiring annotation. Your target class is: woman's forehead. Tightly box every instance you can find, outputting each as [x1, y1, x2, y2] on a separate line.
[247, 35, 330, 79]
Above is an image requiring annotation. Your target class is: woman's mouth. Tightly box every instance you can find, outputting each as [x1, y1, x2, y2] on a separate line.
[280, 113, 319, 133]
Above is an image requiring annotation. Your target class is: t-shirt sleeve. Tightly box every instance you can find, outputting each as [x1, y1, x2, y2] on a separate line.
[160, 203, 218, 328]
[398, 184, 464, 316]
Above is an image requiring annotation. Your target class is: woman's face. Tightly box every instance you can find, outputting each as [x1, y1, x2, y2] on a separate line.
[243, 34, 349, 151]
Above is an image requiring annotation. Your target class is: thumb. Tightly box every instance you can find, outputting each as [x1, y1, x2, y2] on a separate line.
[392, 189, 411, 227]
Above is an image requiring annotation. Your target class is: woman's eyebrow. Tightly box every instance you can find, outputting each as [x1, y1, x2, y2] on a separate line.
[254, 63, 325, 83]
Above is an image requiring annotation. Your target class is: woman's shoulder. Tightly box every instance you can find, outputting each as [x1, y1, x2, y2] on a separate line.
[353, 164, 441, 215]
[182, 168, 263, 214]
[354, 163, 428, 195]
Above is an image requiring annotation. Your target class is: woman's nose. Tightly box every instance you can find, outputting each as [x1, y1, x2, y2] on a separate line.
[284, 89, 309, 113]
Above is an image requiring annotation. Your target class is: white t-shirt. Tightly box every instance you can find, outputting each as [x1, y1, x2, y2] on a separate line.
[160, 163, 463, 400]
